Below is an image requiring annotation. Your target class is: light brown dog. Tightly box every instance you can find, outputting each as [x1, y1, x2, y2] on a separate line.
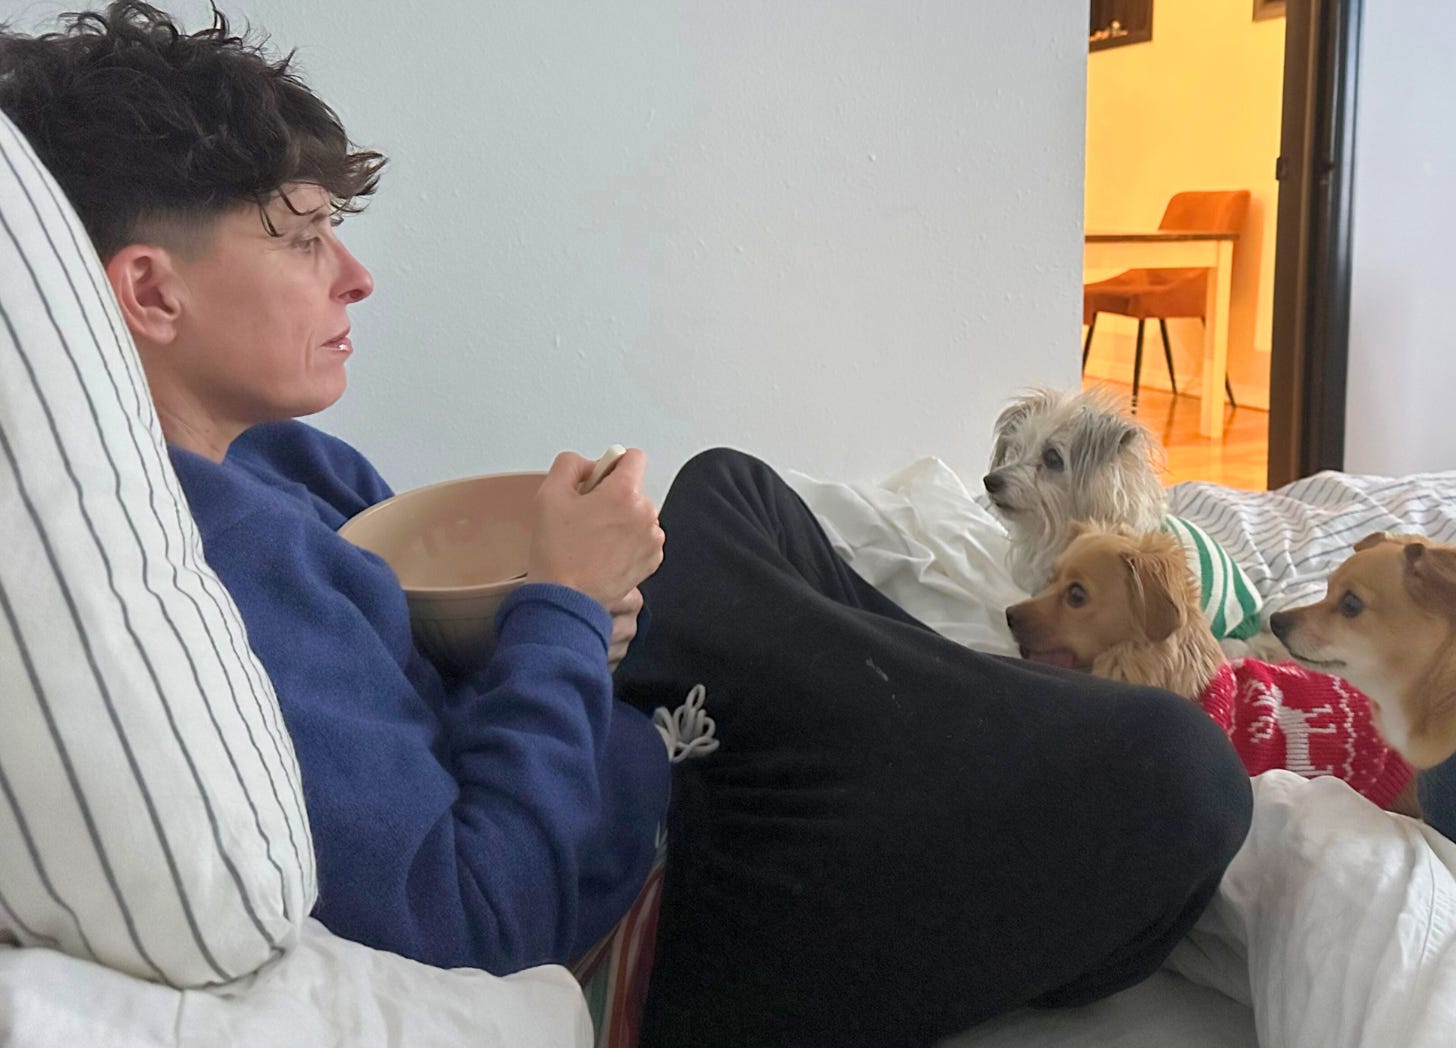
[1003, 522, 1223, 699]
[1270, 532, 1456, 770]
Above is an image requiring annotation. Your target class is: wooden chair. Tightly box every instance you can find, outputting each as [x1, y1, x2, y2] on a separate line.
[1082, 189, 1250, 408]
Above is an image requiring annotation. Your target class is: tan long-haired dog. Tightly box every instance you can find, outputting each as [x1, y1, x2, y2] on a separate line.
[1006, 522, 1418, 815]
[1003, 522, 1222, 698]
[1270, 532, 1456, 770]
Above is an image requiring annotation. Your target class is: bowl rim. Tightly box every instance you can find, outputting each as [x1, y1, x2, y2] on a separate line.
[337, 469, 545, 598]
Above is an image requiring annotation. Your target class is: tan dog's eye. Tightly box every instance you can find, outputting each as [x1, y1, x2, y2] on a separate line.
[1065, 582, 1087, 608]
[1041, 447, 1065, 472]
[1339, 592, 1363, 618]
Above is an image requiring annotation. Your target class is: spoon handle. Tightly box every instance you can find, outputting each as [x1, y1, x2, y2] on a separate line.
[577, 444, 628, 494]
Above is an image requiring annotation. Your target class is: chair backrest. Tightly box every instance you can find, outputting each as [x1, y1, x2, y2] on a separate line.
[1158, 190, 1251, 234]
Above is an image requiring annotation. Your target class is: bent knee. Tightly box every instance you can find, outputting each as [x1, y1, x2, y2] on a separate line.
[666, 446, 776, 510]
[673, 446, 762, 486]
[1115, 692, 1253, 871]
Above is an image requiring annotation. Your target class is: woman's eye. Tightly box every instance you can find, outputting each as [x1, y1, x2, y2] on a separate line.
[1339, 592, 1363, 618]
[1042, 447, 1065, 472]
[1066, 582, 1087, 608]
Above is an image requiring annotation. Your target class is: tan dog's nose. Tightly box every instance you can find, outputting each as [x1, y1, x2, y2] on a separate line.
[1269, 611, 1292, 643]
[1005, 604, 1024, 633]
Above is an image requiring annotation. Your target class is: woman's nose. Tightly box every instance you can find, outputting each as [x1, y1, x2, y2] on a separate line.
[334, 243, 374, 303]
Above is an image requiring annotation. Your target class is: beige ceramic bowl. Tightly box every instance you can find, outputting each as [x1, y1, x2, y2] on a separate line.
[338, 471, 545, 677]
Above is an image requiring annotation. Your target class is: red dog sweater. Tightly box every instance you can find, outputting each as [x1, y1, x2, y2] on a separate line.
[1197, 659, 1413, 809]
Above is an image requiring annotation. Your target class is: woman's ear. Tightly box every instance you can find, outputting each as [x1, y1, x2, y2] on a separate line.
[104, 245, 185, 346]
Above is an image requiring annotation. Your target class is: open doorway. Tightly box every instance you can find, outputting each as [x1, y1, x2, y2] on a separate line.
[1081, 0, 1285, 491]
[1080, 0, 1361, 492]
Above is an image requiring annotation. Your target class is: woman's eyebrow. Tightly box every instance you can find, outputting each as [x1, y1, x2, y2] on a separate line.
[281, 208, 332, 233]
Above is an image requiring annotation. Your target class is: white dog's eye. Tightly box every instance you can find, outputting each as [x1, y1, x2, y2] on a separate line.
[1338, 592, 1363, 618]
[1066, 582, 1087, 608]
[1042, 447, 1065, 472]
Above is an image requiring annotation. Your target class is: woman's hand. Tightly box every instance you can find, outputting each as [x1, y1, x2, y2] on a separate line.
[526, 448, 664, 618]
[604, 587, 644, 670]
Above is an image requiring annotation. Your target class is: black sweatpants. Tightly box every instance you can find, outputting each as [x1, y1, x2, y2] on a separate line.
[615, 448, 1253, 1048]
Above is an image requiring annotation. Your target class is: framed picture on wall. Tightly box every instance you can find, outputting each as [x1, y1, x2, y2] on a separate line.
[1253, 0, 1286, 20]
[1090, 0, 1153, 52]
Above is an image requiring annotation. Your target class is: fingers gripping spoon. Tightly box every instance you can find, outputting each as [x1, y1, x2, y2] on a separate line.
[577, 444, 628, 494]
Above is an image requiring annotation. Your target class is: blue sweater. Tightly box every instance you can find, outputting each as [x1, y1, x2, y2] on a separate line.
[170, 421, 670, 973]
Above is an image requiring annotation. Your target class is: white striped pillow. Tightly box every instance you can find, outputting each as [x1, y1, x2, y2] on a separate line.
[0, 111, 314, 986]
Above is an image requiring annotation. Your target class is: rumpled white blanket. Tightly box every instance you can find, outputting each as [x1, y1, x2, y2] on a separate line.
[786, 458, 1025, 657]
[1168, 772, 1456, 1048]
[0, 918, 590, 1047]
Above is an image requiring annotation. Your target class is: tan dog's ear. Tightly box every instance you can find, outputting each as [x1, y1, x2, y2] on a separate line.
[1354, 531, 1390, 552]
[1404, 542, 1456, 622]
[1120, 544, 1186, 643]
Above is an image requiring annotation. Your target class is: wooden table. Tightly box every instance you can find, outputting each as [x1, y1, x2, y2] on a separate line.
[1084, 231, 1237, 440]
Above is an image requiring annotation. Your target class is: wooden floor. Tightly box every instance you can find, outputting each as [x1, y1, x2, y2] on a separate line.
[1085, 380, 1271, 491]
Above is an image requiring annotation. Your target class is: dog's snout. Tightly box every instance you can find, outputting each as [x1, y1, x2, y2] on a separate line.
[1005, 604, 1022, 632]
[984, 473, 1005, 496]
[1268, 611, 1292, 641]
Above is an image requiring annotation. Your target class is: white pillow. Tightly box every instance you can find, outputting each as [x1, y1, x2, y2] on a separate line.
[0, 110, 314, 986]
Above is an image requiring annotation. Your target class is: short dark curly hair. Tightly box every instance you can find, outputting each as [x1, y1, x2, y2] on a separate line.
[0, 1, 386, 260]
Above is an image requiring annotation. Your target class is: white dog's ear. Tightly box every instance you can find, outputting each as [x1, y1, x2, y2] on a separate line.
[989, 389, 1064, 469]
[1354, 531, 1390, 552]
[989, 396, 1036, 469]
[988, 435, 1014, 471]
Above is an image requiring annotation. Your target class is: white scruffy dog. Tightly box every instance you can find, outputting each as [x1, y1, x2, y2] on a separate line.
[983, 387, 1165, 595]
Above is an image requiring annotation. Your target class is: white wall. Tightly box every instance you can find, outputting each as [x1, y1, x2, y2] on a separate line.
[5, 0, 1086, 498]
[1344, 1, 1456, 476]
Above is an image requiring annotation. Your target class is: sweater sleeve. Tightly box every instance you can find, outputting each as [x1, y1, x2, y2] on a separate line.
[182, 457, 669, 974]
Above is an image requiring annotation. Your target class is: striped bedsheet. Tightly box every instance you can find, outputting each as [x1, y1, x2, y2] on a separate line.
[1169, 470, 1456, 615]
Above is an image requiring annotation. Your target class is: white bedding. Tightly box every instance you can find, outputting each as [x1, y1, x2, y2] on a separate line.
[0, 918, 591, 1047]
[4, 461, 1455, 1047]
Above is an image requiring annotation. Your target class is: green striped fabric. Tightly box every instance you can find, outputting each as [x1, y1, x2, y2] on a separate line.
[1162, 515, 1263, 641]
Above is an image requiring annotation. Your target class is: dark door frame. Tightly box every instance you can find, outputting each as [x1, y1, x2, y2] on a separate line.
[1267, 0, 1363, 488]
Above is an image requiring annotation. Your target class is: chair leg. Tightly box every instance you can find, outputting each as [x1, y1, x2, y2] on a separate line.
[1082, 313, 1098, 373]
[1132, 318, 1146, 409]
[1157, 318, 1178, 396]
[1196, 317, 1238, 410]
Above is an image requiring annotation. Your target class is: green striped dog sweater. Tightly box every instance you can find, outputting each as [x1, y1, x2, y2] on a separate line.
[1162, 515, 1263, 641]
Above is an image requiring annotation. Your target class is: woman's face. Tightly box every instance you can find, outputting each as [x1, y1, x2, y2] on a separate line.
[158, 183, 373, 456]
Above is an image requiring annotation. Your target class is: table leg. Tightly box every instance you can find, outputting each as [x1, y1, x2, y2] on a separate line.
[1199, 240, 1234, 440]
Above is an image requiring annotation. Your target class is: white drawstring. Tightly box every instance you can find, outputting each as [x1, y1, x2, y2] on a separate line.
[652, 683, 719, 764]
